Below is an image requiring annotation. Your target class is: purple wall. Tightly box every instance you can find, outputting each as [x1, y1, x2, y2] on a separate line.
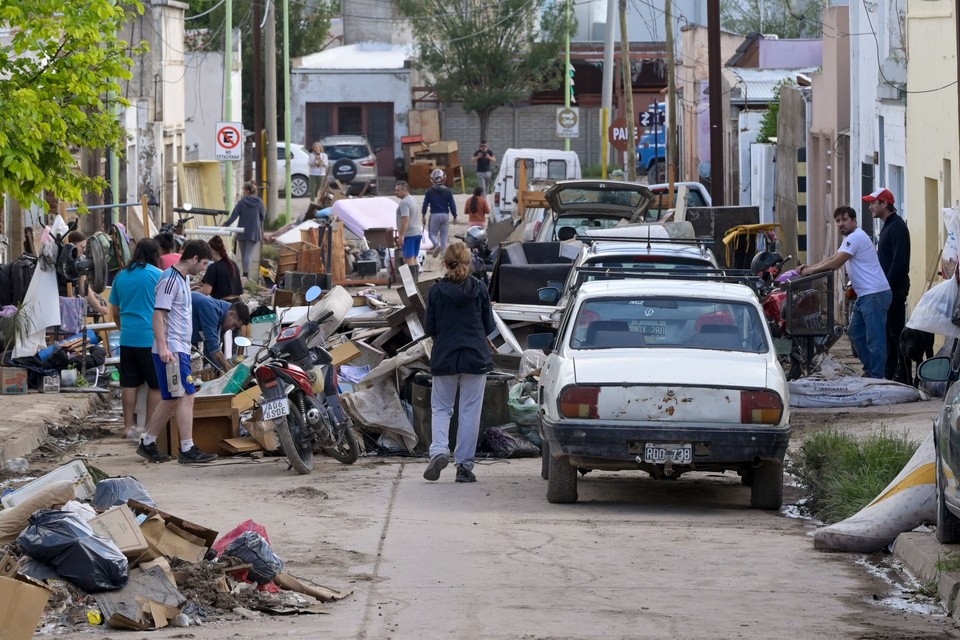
[758, 39, 822, 69]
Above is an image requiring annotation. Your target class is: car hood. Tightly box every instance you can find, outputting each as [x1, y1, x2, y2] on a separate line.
[571, 349, 773, 388]
[545, 180, 653, 219]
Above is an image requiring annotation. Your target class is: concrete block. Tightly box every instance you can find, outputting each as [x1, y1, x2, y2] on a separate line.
[892, 532, 943, 584]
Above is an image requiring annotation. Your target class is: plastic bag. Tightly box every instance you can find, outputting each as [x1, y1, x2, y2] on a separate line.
[224, 531, 284, 584]
[18, 509, 128, 592]
[945, 207, 960, 278]
[507, 383, 540, 427]
[91, 476, 155, 509]
[906, 278, 960, 338]
[483, 423, 540, 458]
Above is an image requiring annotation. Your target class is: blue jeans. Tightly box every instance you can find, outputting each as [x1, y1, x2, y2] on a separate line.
[848, 289, 892, 378]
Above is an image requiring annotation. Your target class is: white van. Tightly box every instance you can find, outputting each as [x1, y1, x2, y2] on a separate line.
[491, 148, 582, 221]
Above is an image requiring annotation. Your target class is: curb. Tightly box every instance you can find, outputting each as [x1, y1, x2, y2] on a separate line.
[0, 392, 110, 463]
[893, 531, 960, 619]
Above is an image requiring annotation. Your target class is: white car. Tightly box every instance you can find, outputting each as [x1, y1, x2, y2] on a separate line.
[537, 277, 791, 509]
[645, 181, 713, 220]
[275, 142, 311, 198]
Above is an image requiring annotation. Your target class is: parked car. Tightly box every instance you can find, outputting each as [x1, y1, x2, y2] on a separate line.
[534, 179, 654, 242]
[319, 134, 379, 196]
[275, 142, 311, 198]
[917, 357, 960, 542]
[644, 181, 713, 221]
[536, 277, 791, 509]
[636, 132, 666, 182]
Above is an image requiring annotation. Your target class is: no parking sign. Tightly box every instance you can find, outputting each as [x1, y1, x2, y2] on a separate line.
[215, 122, 242, 161]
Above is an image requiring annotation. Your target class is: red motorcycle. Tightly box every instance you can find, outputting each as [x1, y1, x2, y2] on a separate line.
[237, 287, 359, 474]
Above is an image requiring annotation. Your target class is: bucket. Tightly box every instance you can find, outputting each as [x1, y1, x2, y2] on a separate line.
[223, 363, 251, 395]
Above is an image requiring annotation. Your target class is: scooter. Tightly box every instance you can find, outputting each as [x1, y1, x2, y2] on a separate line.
[235, 286, 359, 474]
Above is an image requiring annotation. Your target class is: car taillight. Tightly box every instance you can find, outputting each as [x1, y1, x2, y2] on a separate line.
[741, 390, 783, 424]
[494, 192, 500, 206]
[277, 325, 302, 342]
[559, 386, 600, 419]
[257, 366, 279, 389]
[360, 159, 376, 167]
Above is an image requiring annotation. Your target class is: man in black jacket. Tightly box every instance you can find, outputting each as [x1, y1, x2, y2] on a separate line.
[864, 188, 910, 381]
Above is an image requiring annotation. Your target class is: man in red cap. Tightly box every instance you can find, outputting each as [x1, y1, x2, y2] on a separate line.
[864, 187, 910, 381]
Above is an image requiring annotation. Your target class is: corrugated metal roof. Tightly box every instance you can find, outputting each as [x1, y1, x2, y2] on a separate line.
[296, 42, 413, 71]
[725, 67, 819, 104]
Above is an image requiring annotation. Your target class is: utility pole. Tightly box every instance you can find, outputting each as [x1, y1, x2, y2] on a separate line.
[282, 0, 292, 222]
[601, 0, 616, 174]
[224, 0, 234, 210]
[618, 0, 636, 181]
[707, 0, 724, 205]
[665, 0, 678, 195]
[253, 0, 264, 195]
[564, 0, 572, 152]
[265, 0, 278, 222]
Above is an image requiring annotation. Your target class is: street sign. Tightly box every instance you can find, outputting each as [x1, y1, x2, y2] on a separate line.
[607, 117, 638, 153]
[640, 110, 666, 127]
[215, 122, 243, 161]
[556, 107, 579, 138]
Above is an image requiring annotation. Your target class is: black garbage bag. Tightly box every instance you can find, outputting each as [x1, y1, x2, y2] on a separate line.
[482, 423, 540, 458]
[91, 476, 155, 509]
[18, 509, 129, 592]
[224, 531, 283, 584]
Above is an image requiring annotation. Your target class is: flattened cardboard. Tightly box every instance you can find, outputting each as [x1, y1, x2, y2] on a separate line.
[89, 505, 149, 561]
[246, 420, 280, 451]
[127, 498, 218, 549]
[329, 341, 361, 366]
[0, 575, 52, 640]
[95, 565, 185, 630]
[221, 437, 263, 454]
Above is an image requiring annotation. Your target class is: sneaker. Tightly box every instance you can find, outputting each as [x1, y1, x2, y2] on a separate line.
[178, 445, 218, 464]
[423, 454, 448, 481]
[455, 465, 476, 483]
[137, 441, 171, 463]
[432, 245, 442, 258]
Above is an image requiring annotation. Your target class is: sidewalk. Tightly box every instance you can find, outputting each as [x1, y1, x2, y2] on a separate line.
[0, 391, 109, 463]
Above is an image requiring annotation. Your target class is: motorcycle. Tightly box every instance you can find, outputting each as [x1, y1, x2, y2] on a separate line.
[457, 225, 493, 285]
[751, 251, 843, 380]
[235, 286, 359, 474]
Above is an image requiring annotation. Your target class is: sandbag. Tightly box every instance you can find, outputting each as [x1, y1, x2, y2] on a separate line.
[18, 509, 129, 592]
[788, 376, 920, 408]
[0, 480, 75, 546]
[812, 433, 934, 552]
[91, 476, 155, 509]
[224, 531, 283, 584]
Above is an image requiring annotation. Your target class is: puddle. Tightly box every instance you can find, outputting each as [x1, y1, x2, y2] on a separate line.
[856, 556, 945, 615]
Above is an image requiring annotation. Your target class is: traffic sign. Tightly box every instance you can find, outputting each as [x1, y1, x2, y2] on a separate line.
[556, 107, 579, 138]
[640, 110, 666, 127]
[215, 122, 242, 161]
[607, 117, 638, 153]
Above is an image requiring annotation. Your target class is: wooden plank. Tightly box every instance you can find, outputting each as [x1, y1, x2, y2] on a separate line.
[331, 220, 346, 285]
[221, 437, 263, 454]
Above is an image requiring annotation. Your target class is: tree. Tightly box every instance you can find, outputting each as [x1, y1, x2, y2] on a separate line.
[721, 0, 823, 39]
[0, 0, 144, 209]
[394, 0, 575, 140]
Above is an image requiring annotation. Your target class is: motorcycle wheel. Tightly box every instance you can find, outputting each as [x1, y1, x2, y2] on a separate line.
[276, 398, 315, 474]
[323, 421, 360, 465]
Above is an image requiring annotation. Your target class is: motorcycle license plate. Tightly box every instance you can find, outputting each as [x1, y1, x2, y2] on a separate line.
[262, 398, 290, 421]
[642, 443, 692, 465]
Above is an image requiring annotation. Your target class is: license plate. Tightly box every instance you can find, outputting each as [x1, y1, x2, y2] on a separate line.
[643, 443, 692, 465]
[262, 398, 290, 421]
[639, 324, 666, 337]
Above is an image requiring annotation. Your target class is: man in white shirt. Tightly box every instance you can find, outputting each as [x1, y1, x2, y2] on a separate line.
[798, 205, 892, 378]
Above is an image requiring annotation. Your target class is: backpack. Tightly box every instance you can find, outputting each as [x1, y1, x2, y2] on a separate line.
[9, 254, 38, 306]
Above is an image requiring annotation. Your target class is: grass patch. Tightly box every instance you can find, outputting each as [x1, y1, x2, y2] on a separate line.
[790, 427, 918, 524]
[936, 552, 960, 574]
[265, 214, 289, 231]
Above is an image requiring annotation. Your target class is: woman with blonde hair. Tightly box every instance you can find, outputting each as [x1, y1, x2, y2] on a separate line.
[422, 242, 495, 483]
[223, 181, 265, 278]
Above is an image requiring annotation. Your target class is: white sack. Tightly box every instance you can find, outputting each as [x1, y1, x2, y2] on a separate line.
[341, 377, 418, 451]
[788, 376, 920, 408]
[906, 278, 960, 338]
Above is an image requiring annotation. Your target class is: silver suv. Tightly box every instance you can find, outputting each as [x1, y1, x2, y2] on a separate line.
[320, 135, 378, 196]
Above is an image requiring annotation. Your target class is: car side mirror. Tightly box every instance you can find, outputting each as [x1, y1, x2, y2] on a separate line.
[527, 332, 556, 352]
[918, 356, 955, 382]
[537, 287, 561, 305]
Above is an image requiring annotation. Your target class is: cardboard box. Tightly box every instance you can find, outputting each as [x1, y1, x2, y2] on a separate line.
[0, 367, 28, 395]
[245, 420, 280, 451]
[128, 499, 218, 563]
[428, 140, 459, 154]
[41, 375, 60, 393]
[89, 505, 149, 561]
[330, 341, 361, 367]
[0, 575, 52, 640]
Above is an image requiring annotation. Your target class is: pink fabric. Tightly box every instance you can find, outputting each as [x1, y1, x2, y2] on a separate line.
[160, 253, 181, 270]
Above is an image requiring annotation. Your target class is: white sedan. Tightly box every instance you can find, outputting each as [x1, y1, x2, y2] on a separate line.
[537, 278, 791, 509]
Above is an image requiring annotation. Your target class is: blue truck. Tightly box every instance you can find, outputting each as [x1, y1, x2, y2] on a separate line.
[636, 132, 666, 182]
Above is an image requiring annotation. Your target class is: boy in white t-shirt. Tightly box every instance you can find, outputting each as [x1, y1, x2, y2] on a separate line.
[797, 205, 892, 378]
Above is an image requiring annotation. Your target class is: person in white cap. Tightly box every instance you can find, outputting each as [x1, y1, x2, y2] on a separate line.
[863, 187, 910, 381]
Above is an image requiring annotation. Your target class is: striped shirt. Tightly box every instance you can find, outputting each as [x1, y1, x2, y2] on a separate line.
[153, 266, 193, 354]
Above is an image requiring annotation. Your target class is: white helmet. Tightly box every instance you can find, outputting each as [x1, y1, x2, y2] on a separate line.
[430, 169, 446, 183]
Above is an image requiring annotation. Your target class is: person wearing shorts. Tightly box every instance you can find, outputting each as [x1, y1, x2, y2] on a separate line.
[137, 239, 218, 464]
[395, 181, 423, 279]
[109, 238, 163, 439]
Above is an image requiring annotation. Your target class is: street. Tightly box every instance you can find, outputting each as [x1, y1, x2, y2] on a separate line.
[39, 398, 960, 640]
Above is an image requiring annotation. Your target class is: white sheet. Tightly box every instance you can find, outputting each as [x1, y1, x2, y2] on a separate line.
[331, 197, 434, 249]
[14, 262, 60, 358]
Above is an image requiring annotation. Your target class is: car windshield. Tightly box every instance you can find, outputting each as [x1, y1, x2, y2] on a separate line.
[325, 144, 370, 160]
[552, 216, 628, 239]
[569, 296, 768, 353]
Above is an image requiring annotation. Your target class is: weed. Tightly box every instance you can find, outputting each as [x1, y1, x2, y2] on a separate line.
[936, 552, 960, 574]
[265, 214, 289, 232]
[790, 427, 918, 523]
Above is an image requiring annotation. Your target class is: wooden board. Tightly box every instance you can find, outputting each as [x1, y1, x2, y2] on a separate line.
[221, 437, 263, 454]
[331, 220, 347, 285]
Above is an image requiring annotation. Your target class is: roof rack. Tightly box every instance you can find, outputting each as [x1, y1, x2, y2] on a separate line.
[575, 234, 714, 246]
[571, 266, 763, 296]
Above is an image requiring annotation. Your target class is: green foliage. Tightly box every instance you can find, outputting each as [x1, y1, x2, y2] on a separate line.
[394, 0, 575, 139]
[0, 0, 146, 209]
[265, 213, 290, 231]
[0, 305, 28, 365]
[756, 79, 792, 144]
[721, 0, 823, 39]
[936, 552, 960, 574]
[790, 428, 919, 524]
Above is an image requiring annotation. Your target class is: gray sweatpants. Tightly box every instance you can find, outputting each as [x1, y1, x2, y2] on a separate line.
[237, 239, 257, 276]
[429, 373, 486, 470]
[428, 213, 451, 254]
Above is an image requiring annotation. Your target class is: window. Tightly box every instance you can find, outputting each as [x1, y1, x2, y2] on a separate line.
[547, 160, 567, 180]
[513, 159, 534, 188]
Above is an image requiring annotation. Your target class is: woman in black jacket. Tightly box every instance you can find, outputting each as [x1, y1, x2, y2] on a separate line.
[423, 243, 495, 483]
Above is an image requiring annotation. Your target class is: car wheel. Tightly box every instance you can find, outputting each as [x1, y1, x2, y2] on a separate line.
[750, 460, 783, 510]
[649, 160, 666, 183]
[289, 174, 309, 198]
[540, 439, 550, 480]
[546, 454, 578, 503]
[936, 459, 960, 543]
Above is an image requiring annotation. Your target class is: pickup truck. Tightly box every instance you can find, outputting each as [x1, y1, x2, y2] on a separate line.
[636, 132, 666, 182]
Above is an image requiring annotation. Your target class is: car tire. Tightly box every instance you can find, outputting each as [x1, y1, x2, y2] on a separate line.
[546, 454, 578, 503]
[649, 160, 666, 183]
[289, 174, 309, 198]
[541, 439, 550, 480]
[750, 460, 783, 510]
[936, 459, 960, 543]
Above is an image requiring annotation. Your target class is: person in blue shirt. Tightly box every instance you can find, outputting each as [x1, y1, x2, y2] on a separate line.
[109, 238, 163, 439]
[190, 292, 250, 372]
[421, 169, 457, 258]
